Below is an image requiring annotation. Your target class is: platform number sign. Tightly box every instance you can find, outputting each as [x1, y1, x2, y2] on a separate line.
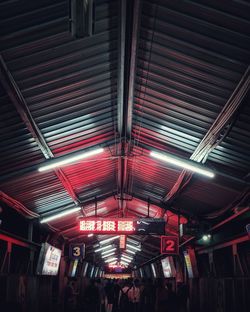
[161, 236, 179, 255]
[69, 244, 85, 260]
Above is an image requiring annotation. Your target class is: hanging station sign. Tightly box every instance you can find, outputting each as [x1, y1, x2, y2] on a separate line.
[161, 236, 179, 255]
[79, 218, 166, 234]
[69, 243, 85, 260]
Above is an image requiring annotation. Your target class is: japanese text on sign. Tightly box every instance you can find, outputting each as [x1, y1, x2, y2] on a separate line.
[79, 219, 135, 234]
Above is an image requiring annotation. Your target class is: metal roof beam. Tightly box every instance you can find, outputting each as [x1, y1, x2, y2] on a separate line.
[116, 0, 127, 204]
[126, 0, 141, 138]
[116, 0, 141, 214]
[0, 55, 83, 212]
[117, 0, 126, 135]
[163, 66, 250, 203]
[70, 0, 94, 38]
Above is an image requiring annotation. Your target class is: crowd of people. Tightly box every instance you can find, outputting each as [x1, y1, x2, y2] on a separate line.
[64, 278, 188, 312]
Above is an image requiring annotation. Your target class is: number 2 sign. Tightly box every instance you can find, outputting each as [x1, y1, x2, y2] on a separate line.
[161, 236, 179, 255]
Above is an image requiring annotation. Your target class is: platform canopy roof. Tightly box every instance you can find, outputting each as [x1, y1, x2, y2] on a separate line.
[0, 0, 249, 266]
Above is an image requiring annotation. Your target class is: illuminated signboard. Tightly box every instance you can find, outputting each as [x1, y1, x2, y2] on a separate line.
[161, 236, 179, 255]
[79, 218, 165, 234]
[36, 243, 62, 276]
[161, 257, 172, 278]
[119, 235, 126, 249]
[183, 249, 198, 278]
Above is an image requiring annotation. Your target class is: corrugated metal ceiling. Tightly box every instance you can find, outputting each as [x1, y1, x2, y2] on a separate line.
[0, 0, 249, 265]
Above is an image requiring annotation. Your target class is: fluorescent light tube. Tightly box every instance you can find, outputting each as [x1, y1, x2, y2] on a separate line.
[127, 238, 140, 244]
[151, 263, 157, 278]
[99, 235, 120, 245]
[101, 248, 116, 255]
[90, 267, 94, 277]
[95, 245, 114, 253]
[88, 234, 94, 237]
[120, 258, 131, 263]
[40, 206, 81, 223]
[38, 148, 104, 172]
[126, 249, 136, 255]
[150, 151, 215, 178]
[126, 244, 141, 251]
[105, 257, 117, 263]
[102, 252, 115, 258]
[120, 261, 129, 267]
[121, 254, 133, 260]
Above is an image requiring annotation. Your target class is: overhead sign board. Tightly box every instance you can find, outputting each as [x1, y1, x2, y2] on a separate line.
[36, 243, 61, 276]
[69, 243, 85, 260]
[161, 256, 176, 278]
[79, 218, 165, 234]
[161, 236, 179, 255]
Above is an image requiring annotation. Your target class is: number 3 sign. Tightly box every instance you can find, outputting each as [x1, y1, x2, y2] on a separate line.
[69, 244, 85, 259]
[161, 236, 179, 255]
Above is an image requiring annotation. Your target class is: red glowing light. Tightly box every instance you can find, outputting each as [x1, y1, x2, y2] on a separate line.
[119, 235, 126, 249]
[79, 218, 136, 234]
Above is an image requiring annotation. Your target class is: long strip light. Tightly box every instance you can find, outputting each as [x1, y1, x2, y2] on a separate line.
[95, 245, 114, 253]
[101, 248, 116, 255]
[40, 206, 81, 223]
[126, 249, 136, 255]
[38, 148, 104, 172]
[105, 257, 117, 263]
[121, 254, 133, 261]
[126, 244, 141, 251]
[99, 235, 120, 245]
[120, 258, 131, 264]
[150, 151, 215, 178]
[120, 261, 129, 267]
[102, 252, 116, 259]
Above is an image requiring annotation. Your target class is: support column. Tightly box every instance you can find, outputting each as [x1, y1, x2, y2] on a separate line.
[27, 222, 34, 274]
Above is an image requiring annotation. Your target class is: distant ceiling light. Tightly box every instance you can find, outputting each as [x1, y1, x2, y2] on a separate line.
[95, 245, 114, 253]
[101, 248, 116, 255]
[127, 238, 140, 245]
[40, 206, 81, 223]
[121, 254, 133, 261]
[126, 244, 141, 251]
[99, 235, 120, 245]
[102, 252, 116, 259]
[202, 234, 211, 241]
[150, 151, 215, 178]
[120, 261, 129, 267]
[120, 258, 131, 263]
[109, 261, 117, 266]
[126, 249, 136, 255]
[38, 148, 104, 172]
[88, 234, 94, 237]
[104, 257, 117, 263]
